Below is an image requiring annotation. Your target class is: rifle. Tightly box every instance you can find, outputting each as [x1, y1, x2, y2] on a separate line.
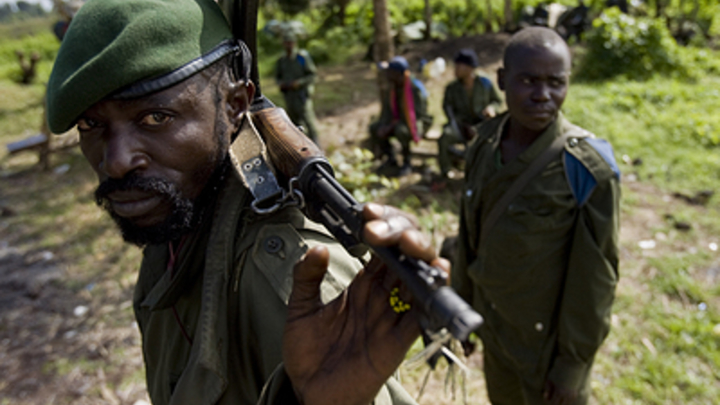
[445, 104, 463, 140]
[232, 0, 482, 341]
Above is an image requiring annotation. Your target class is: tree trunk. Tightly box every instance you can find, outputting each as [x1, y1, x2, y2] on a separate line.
[373, 0, 393, 62]
[423, 0, 432, 40]
[504, 0, 513, 32]
[485, 0, 493, 33]
[656, 0, 666, 19]
[337, 0, 350, 27]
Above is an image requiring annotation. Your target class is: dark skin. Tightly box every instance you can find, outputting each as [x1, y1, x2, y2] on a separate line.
[495, 42, 577, 405]
[497, 43, 571, 165]
[77, 65, 443, 404]
[285, 203, 449, 404]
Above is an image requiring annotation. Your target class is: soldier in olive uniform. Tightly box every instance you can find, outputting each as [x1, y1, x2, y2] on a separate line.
[369, 56, 432, 176]
[275, 32, 320, 142]
[452, 27, 620, 405]
[46, 0, 446, 404]
[438, 48, 502, 179]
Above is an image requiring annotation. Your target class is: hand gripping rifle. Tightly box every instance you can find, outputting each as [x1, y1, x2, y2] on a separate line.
[230, 0, 482, 342]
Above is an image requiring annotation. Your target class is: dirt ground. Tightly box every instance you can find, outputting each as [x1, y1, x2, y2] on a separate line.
[0, 33, 714, 405]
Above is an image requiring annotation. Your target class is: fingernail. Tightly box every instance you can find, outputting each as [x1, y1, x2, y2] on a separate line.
[366, 220, 389, 235]
[365, 203, 384, 217]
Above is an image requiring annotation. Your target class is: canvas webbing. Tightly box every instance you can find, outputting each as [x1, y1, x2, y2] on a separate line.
[479, 126, 588, 247]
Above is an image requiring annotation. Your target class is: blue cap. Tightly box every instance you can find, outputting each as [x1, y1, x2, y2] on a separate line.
[388, 56, 409, 72]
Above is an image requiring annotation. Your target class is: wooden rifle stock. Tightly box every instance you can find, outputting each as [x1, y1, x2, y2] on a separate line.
[251, 107, 483, 341]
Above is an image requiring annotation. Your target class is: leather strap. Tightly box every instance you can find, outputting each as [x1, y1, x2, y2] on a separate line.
[228, 113, 283, 208]
[479, 126, 588, 246]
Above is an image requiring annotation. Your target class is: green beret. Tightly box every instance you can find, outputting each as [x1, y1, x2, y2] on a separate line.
[47, 0, 236, 133]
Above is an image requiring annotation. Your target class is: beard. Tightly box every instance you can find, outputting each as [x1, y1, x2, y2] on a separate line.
[94, 156, 229, 247]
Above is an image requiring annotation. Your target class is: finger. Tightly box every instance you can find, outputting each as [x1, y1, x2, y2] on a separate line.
[363, 203, 419, 228]
[397, 229, 436, 264]
[287, 246, 330, 322]
[431, 257, 452, 276]
[364, 218, 411, 247]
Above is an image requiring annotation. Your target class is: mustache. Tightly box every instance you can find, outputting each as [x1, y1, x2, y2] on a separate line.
[95, 174, 180, 205]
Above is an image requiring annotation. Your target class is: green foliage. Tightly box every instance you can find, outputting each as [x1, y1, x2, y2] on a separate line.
[0, 31, 60, 82]
[328, 148, 400, 202]
[577, 8, 690, 81]
[277, 0, 310, 16]
[563, 75, 720, 192]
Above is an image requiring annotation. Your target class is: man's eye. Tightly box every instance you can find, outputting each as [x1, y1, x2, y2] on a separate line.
[141, 112, 171, 126]
[77, 117, 99, 131]
[521, 77, 532, 85]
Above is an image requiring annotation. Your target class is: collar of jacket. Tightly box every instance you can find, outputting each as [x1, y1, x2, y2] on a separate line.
[491, 111, 566, 166]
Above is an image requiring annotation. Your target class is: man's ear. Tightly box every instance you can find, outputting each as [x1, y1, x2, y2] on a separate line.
[226, 81, 256, 128]
[497, 68, 506, 92]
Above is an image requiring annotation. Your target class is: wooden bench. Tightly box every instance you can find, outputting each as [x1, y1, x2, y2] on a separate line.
[6, 131, 79, 170]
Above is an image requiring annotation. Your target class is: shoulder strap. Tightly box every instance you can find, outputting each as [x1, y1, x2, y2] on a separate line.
[479, 127, 587, 246]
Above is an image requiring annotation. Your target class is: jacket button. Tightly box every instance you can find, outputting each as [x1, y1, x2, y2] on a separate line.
[568, 138, 579, 147]
[264, 236, 284, 254]
[535, 322, 544, 332]
[466, 189, 473, 198]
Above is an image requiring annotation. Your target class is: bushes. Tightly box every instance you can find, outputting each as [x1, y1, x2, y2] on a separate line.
[0, 31, 60, 82]
[576, 8, 690, 81]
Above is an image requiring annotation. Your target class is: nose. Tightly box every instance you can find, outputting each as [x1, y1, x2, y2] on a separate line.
[99, 125, 150, 179]
[531, 82, 551, 102]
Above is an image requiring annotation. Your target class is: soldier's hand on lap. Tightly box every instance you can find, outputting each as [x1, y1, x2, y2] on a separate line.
[283, 203, 449, 405]
[482, 105, 496, 119]
[543, 380, 579, 405]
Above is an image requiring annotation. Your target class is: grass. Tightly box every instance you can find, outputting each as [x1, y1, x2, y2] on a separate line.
[564, 76, 720, 192]
[1, 29, 719, 404]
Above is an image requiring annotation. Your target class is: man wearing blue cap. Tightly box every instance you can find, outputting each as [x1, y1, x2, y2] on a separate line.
[438, 49, 502, 181]
[46, 0, 440, 404]
[369, 56, 432, 176]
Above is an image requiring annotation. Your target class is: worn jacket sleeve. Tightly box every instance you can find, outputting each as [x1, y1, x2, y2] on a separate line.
[451, 139, 485, 304]
[546, 175, 620, 390]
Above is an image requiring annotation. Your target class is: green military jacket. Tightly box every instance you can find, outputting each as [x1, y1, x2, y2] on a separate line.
[442, 74, 502, 127]
[452, 112, 620, 391]
[275, 49, 317, 105]
[133, 155, 416, 404]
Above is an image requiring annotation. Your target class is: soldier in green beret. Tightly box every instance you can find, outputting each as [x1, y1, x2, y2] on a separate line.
[275, 32, 320, 142]
[437, 48, 502, 181]
[46, 0, 444, 404]
[452, 27, 620, 405]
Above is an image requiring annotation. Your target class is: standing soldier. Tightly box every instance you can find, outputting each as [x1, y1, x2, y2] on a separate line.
[275, 32, 320, 142]
[453, 28, 620, 405]
[438, 48, 502, 181]
[45, 0, 443, 403]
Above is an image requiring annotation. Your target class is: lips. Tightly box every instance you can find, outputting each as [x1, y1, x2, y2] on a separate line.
[108, 190, 164, 221]
[526, 108, 555, 118]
